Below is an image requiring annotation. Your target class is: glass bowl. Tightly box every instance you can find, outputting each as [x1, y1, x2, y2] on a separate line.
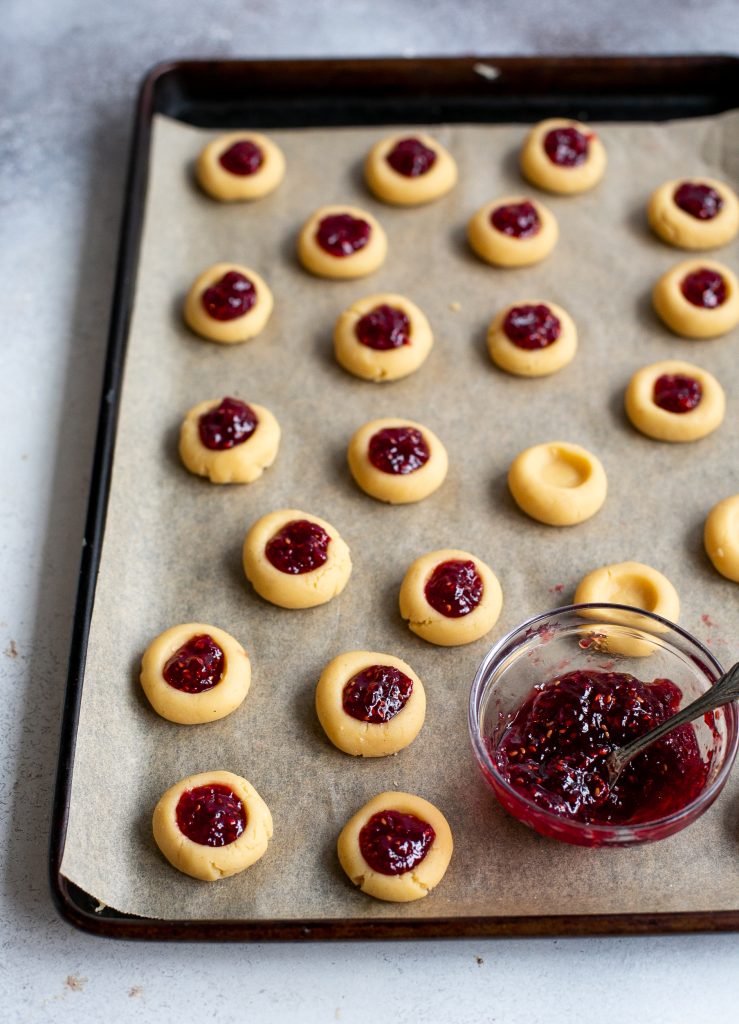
[468, 603, 738, 847]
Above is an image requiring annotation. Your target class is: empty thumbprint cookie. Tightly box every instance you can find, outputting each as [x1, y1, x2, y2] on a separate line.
[508, 442, 607, 526]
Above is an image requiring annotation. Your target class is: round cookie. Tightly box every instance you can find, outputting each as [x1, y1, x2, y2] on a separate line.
[648, 178, 739, 250]
[652, 258, 739, 338]
[487, 299, 577, 377]
[297, 204, 387, 279]
[333, 293, 433, 382]
[315, 650, 426, 757]
[468, 195, 558, 267]
[364, 133, 457, 206]
[140, 623, 251, 725]
[152, 770, 272, 881]
[347, 417, 448, 504]
[243, 508, 352, 609]
[337, 791, 453, 903]
[179, 397, 280, 484]
[508, 441, 607, 526]
[704, 495, 739, 583]
[625, 359, 725, 442]
[520, 118, 607, 195]
[184, 262, 273, 343]
[399, 548, 503, 646]
[196, 131, 286, 201]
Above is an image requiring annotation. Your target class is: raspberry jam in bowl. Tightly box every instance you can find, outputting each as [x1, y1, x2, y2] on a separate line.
[469, 604, 737, 846]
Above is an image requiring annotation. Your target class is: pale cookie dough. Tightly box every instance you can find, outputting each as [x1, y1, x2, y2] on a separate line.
[140, 623, 251, 725]
[625, 359, 725, 442]
[399, 548, 503, 646]
[364, 132, 457, 206]
[347, 417, 448, 504]
[184, 262, 274, 343]
[152, 770, 272, 881]
[487, 299, 577, 377]
[520, 118, 607, 195]
[315, 650, 426, 757]
[704, 495, 739, 583]
[297, 204, 387, 279]
[337, 791, 453, 902]
[333, 293, 433, 382]
[648, 178, 739, 250]
[652, 258, 739, 338]
[179, 398, 280, 484]
[468, 195, 558, 267]
[196, 131, 286, 201]
[243, 508, 352, 609]
[508, 441, 607, 526]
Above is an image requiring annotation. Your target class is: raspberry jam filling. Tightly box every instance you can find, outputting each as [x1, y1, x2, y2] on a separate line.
[386, 137, 437, 177]
[493, 669, 709, 825]
[265, 519, 330, 575]
[342, 665, 414, 724]
[202, 271, 257, 321]
[491, 201, 541, 238]
[316, 214, 371, 257]
[425, 560, 483, 618]
[680, 268, 727, 308]
[176, 784, 246, 847]
[163, 634, 225, 694]
[198, 397, 258, 450]
[503, 304, 561, 350]
[368, 426, 430, 475]
[218, 139, 264, 176]
[543, 125, 591, 167]
[358, 810, 436, 875]
[673, 182, 723, 221]
[653, 373, 703, 414]
[355, 304, 411, 350]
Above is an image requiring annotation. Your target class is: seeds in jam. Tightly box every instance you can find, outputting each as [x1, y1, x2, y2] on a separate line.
[503, 304, 561, 350]
[219, 139, 264, 176]
[358, 810, 435, 875]
[491, 201, 541, 239]
[386, 137, 437, 177]
[368, 426, 430, 475]
[316, 214, 371, 257]
[425, 560, 483, 618]
[176, 783, 246, 846]
[543, 125, 591, 167]
[198, 397, 258, 450]
[342, 665, 413, 724]
[355, 304, 411, 350]
[673, 182, 723, 221]
[201, 271, 257, 320]
[163, 634, 225, 694]
[265, 519, 330, 575]
[680, 268, 727, 308]
[653, 373, 702, 414]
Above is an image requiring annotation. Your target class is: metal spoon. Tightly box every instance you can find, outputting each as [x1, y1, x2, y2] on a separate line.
[604, 661, 739, 786]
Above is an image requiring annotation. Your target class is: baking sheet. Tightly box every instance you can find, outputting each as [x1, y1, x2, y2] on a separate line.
[61, 111, 739, 920]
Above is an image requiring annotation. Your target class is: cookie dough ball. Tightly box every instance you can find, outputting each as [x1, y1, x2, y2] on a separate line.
[298, 205, 387, 279]
[333, 293, 433, 382]
[625, 359, 725, 442]
[648, 178, 739, 250]
[184, 262, 273, 343]
[347, 418, 447, 504]
[399, 549, 503, 646]
[704, 495, 739, 583]
[364, 133, 457, 206]
[140, 623, 251, 725]
[468, 195, 558, 267]
[337, 792, 452, 902]
[520, 118, 606, 195]
[196, 131, 286, 201]
[652, 259, 739, 338]
[315, 651, 426, 757]
[153, 770, 272, 881]
[487, 300, 577, 377]
[179, 397, 280, 484]
[508, 442, 607, 526]
[243, 509, 352, 609]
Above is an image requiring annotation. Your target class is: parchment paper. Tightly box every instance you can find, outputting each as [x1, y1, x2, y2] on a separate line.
[61, 112, 739, 920]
